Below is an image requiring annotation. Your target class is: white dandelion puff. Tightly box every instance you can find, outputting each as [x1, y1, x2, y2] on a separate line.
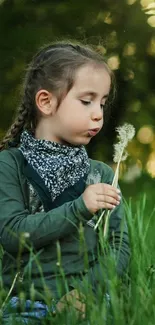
[113, 123, 135, 163]
[86, 170, 101, 185]
[113, 144, 128, 163]
[116, 123, 135, 142]
[86, 170, 101, 228]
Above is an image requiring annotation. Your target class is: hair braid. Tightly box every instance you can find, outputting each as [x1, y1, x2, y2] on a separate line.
[0, 103, 28, 150]
[0, 62, 37, 151]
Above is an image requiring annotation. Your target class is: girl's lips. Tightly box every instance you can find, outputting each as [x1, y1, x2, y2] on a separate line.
[88, 129, 100, 136]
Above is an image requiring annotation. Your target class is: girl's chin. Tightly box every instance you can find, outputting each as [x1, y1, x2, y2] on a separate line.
[74, 138, 92, 146]
[62, 134, 92, 146]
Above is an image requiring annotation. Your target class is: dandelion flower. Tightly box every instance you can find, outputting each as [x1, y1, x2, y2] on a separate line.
[86, 169, 101, 185]
[113, 123, 135, 163]
[94, 123, 135, 233]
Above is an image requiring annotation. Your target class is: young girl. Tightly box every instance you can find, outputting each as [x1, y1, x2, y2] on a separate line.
[0, 42, 130, 324]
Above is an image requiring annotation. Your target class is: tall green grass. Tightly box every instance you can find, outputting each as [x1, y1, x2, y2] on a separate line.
[0, 194, 155, 325]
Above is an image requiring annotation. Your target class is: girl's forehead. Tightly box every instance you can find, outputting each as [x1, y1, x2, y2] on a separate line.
[73, 64, 111, 94]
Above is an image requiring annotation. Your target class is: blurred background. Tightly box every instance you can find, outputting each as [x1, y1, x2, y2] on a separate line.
[0, 0, 155, 209]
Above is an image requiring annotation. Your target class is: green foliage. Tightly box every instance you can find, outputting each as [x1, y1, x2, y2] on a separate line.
[0, 195, 155, 324]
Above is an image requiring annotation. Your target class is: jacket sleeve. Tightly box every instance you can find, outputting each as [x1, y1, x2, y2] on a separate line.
[0, 159, 93, 254]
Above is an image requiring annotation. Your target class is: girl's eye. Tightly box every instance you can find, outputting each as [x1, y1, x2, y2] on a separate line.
[80, 100, 107, 111]
[101, 102, 108, 111]
[80, 100, 91, 106]
[100, 104, 105, 110]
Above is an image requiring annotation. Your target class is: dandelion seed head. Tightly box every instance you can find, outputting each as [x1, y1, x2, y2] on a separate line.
[113, 143, 124, 162]
[86, 170, 101, 185]
[121, 151, 128, 161]
[116, 123, 135, 145]
[113, 123, 135, 163]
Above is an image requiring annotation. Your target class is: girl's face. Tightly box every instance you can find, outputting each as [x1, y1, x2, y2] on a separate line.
[37, 64, 111, 146]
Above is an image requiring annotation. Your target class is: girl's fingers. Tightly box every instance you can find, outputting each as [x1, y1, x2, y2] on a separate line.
[97, 202, 117, 210]
[102, 183, 120, 191]
[96, 183, 120, 195]
[97, 193, 121, 203]
[97, 193, 121, 204]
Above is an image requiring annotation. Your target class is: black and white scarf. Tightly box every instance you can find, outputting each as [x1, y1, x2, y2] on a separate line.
[19, 130, 90, 202]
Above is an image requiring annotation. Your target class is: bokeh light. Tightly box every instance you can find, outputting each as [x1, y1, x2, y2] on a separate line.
[123, 43, 136, 56]
[127, 0, 137, 4]
[123, 162, 142, 182]
[107, 55, 120, 70]
[147, 37, 155, 55]
[97, 11, 112, 24]
[140, 0, 155, 7]
[147, 16, 155, 27]
[147, 152, 155, 177]
[137, 126, 154, 144]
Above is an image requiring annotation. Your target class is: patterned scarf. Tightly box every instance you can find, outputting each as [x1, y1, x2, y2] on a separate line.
[19, 130, 90, 202]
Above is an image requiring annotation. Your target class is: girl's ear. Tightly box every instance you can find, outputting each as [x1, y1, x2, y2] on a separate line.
[35, 89, 57, 116]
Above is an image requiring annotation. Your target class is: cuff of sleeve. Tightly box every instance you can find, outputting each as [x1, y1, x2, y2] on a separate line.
[74, 194, 94, 221]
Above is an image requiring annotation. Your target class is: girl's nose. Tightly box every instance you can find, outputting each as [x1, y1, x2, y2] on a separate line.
[91, 107, 103, 121]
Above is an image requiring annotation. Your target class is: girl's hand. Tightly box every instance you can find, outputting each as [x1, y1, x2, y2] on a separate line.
[56, 289, 86, 319]
[82, 183, 121, 214]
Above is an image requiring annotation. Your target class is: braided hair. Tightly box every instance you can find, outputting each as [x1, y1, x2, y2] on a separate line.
[0, 41, 116, 150]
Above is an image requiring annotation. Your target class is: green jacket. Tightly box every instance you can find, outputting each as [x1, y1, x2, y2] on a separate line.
[0, 148, 130, 299]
